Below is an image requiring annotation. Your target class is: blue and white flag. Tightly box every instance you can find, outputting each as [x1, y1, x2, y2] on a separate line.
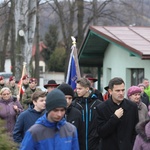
[66, 37, 81, 89]
[66, 49, 77, 89]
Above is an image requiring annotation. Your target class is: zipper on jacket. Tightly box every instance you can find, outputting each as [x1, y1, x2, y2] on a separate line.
[89, 101, 97, 122]
[85, 98, 88, 150]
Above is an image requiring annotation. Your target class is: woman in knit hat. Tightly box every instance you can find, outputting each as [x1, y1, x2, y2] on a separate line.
[20, 88, 79, 150]
[133, 105, 150, 150]
[127, 86, 149, 122]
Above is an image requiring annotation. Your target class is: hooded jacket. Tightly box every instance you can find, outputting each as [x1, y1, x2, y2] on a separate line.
[20, 113, 79, 150]
[65, 104, 83, 150]
[133, 120, 150, 150]
[72, 89, 102, 150]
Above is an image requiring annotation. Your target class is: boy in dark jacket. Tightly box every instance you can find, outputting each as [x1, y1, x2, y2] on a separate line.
[57, 83, 83, 150]
[13, 91, 46, 143]
[72, 78, 102, 150]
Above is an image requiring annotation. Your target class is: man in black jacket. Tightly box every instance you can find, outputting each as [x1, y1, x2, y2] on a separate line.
[96, 77, 139, 150]
[72, 78, 103, 150]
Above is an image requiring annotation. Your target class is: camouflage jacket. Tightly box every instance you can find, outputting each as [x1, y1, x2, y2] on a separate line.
[22, 87, 41, 108]
[7, 85, 19, 96]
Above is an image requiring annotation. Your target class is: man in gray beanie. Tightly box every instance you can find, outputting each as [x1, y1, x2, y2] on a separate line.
[20, 89, 79, 150]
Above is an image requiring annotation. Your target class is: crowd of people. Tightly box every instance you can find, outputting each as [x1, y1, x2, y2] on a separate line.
[0, 74, 150, 150]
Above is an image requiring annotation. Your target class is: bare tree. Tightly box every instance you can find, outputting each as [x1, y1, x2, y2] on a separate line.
[15, 0, 37, 76]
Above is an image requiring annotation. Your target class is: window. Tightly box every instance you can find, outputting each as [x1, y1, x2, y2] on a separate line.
[131, 69, 144, 85]
[39, 66, 43, 72]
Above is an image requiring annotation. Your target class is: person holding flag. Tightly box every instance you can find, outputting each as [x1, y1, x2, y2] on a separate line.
[17, 62, 29, 102]
[18, 75, 29, 103]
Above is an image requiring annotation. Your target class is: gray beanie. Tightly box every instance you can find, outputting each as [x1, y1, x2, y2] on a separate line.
[46, 89, 67, 112]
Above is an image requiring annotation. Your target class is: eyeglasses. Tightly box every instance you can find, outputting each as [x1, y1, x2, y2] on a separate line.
[2, 93, 10, 96]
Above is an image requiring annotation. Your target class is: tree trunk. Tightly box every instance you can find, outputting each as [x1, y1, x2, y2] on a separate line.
[0, 4, 11, 71]
[10, 0, 16, 75]
[76, 0, 84, 49]
[34, 0, 40, 85]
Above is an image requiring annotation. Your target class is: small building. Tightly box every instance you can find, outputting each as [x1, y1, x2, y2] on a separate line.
[78, 26, 150, 93]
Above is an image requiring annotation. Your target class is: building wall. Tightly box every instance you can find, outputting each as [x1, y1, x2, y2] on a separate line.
[4, 59, 65, 87]
[32, 60, 46, 72]
[40, 72, 65, 86]
[103, 43, 150, 95]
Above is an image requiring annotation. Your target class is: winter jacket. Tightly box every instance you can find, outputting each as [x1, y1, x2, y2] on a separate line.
[133, 120, 150, 150]
[13, 107, 45, 143]
[141, 92, 149, 108]
[0, 97, 23, 136]
[65, 105, 83, 150]
[8, 84, 19, 96]
[72, 89, 103, 150]
[144, 85, 150, 101]
[20, 113, 79, 150]
[0, 84, 7, 91]
[96, 97, 139, 150]
[137, 101, 149, 122]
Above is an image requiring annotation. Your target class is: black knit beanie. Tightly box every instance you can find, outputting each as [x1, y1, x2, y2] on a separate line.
[46, 89, 67, 112]
[57, 83, 74, 97]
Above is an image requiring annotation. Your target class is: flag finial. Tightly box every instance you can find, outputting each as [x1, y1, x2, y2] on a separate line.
[71, 36, 76, 46]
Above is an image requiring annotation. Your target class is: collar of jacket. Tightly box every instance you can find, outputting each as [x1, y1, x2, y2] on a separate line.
[35, 113, 66, 130]
[108, 97, 128, 112]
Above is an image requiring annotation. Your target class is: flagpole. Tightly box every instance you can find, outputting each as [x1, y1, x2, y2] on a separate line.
[18, 62, 27, 98]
